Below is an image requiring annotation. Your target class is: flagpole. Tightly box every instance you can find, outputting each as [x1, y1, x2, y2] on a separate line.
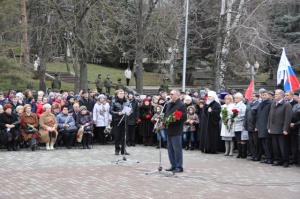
[182, 0, 189, 92]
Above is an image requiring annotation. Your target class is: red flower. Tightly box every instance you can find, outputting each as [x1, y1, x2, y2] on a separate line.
[20, 119, 26, 125]
[232, 109, 239, 114]
[174, 110, 183, 120]
[49, 119, 54, 123]
[145, 114, 151, 119]
[137, 119, 141, 123]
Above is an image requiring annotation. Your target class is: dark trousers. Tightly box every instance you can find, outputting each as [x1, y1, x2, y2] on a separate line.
[249, 131, 261, 158]
[114, 121, 125, 151]
[95, 126, 105, 144]
[262, 138, 273, 161]
[97, 88, 102, 94]
[272, 134, 289, 163]
[82, 133, 91, 146]
[126, 125, 136, 145]
[288, 133, 298, 162]
[126, 78, 130, 86]
[62, 131, 77, 146]
[105, 87, 111, 94]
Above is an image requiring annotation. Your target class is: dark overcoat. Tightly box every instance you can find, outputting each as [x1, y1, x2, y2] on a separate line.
[164, 98, 187, 136]
[256, 99, 272, 138]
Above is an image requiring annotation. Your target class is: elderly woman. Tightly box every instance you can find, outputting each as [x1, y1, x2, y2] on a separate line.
[93, 94, 111, 145]
[232, 92, 247, 158]
[16, 105, 24, 117]
[0, 104, 21, 151]
[20, 104, 39, 151]
[39, 104, 58, 150]
[220, 95, 235, 156]
[77, 106, 93, 149]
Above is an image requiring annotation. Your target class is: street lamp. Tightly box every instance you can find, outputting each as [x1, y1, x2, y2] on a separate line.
[245, 61, 259, 91]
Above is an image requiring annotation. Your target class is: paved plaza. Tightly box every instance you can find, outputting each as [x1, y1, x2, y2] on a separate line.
[0, 144, 299, 199]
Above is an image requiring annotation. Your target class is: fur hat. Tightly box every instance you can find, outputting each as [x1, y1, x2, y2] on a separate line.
[52, 103, 60, 109]
[187, 105, 195, 113]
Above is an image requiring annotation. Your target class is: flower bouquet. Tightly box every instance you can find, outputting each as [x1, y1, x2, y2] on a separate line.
[164, 110, 183, 129]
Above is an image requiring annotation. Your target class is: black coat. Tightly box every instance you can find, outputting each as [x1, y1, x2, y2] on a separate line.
[79, 97, 95, 112]
[198, 101, 221, 151]
[256, 99, 272, 138]
[127, 98, 139, 125]
[164, 98, 187, 136]
[0, 112, 20, 130]
[139, 104, 154, 136]
[109, 96, 130, 124]
[243, 101, 259, 132]
[291, 103, 300, 135]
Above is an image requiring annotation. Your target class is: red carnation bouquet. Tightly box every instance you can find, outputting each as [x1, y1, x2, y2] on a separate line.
[164, 110, 183, 129]
[228, 108, 239, 132]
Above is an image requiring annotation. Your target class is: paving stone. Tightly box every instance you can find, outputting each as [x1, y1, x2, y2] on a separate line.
[0, 145, 299, 199]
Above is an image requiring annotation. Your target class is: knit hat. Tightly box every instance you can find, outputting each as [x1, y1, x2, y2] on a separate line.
[134, 93, 140, 97]
[128, 91, 134, 95]
[48, 92, 55, 98]
[67, 95, 74, 101]
[74, 94, 79, 100]
[79, 106, 87, 112]
[98, 94, 105, 100]
[143, 98, 150, 103]
[98, 74, 101, 77]
[200, 90, 206, 95]
[82, 89, 88, 94]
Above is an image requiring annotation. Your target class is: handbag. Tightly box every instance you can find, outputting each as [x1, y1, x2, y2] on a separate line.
[77, 126, 84, 142]
[84, 125, 92, 131]
[65, 126, 78, 133]
[241, 129, 249, 141]
[24, 129, 36, 134]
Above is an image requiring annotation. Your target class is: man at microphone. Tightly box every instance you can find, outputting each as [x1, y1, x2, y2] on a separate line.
[164, 89, 187, 173]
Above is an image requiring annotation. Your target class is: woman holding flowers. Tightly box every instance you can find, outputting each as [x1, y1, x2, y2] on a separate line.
[39, 104, 58, 150]
[220, 95, 235, 156]
[232, 93, 247, 158]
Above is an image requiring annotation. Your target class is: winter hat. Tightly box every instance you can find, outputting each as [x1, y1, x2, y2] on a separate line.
[82, 89, 88, 94]
[16, 92, 24, 99]
[98, 74, 101, 77]
[200, 90, 206, 95]
[37, 91, 44, 96]
[74, 94, 80, 100]
[128, 91, 134, 96]
[52, 103, 60, 109]
[48, 92, 55, 98]
[98, 94, 105, 100]
[67, 95, 74, 101]
[187, 105, 195, 113]
[143, 98, 151, 103]
[79, 106, 87, 112]
[134, 93, 140, 97]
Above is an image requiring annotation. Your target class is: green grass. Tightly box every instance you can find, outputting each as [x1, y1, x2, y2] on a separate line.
[0, 62, 166, 92]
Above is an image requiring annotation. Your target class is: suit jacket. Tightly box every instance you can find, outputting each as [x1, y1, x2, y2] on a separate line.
[164, 98, 187, 136]
[256, 99, 272, 138]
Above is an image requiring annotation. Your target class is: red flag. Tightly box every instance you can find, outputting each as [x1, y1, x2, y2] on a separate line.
[245, 80, 253, 101]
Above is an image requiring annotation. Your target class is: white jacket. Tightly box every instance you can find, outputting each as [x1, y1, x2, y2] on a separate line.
[233, 101, 247, 132]
[220, 103, 235, 137]
[124, 69, 132, 79]
[93, 102, 112, 127]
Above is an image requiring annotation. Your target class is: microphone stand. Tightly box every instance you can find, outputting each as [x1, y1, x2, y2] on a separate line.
[146, 100, 174, 177]
[112, 102, 139, 164]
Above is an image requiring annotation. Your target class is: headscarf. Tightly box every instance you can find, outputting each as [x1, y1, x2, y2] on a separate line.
[207, 91, 220, 104]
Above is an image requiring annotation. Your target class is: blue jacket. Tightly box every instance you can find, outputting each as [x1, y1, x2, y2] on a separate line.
[56, 112, 76, 132]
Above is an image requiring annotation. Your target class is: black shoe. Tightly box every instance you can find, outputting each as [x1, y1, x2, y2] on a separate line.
[272, 161, 282, 166]
[67, 145, 72, 149]
[283, 162, 289, 168]
[121, 151, 130, 155]
[247, 157, 254, 161]
[156, 145, 160, 149]
[260, 159, 268, 163]
[266, 160, 273, 164]
[236, 155, 241, 158]
[115, 150, 120, 155]
[253, 157, 260, 162]
[173, 168, 183, 173]
[165, 167, 175, 172]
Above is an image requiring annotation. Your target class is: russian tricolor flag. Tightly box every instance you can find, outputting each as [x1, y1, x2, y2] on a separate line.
[277, 48, 300, 91]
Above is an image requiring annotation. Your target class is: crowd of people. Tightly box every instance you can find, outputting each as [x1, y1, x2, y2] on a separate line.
[0, 85, 299, 169]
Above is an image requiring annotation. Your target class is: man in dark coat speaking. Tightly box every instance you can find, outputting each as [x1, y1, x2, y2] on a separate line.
[164, 89, 187, 173]
[198, 91, 221, 153]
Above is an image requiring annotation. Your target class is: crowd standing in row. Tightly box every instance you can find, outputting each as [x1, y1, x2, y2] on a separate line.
[0, 81, 299, 169]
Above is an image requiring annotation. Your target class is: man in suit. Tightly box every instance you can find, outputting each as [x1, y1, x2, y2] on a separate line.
[164, 89, 187, 173]
[244, 92, 260, 161]
[268, 89, 292, 168]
